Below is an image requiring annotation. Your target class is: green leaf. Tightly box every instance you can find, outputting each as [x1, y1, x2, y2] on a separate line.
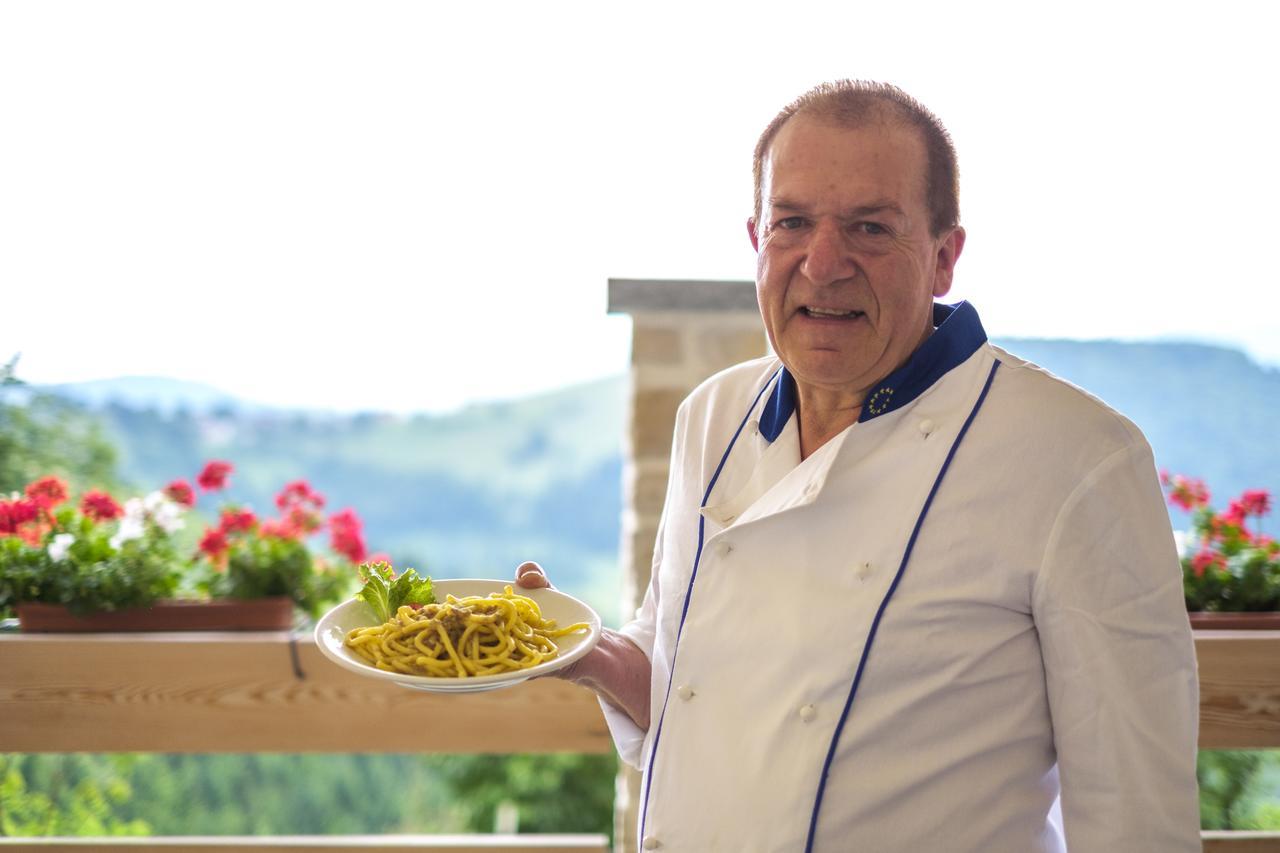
[388, 569, 434, 611]
[354, 561, 395, 623]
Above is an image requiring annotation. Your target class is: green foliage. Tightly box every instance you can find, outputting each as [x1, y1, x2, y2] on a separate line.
[0, 509, 181, 616]
[0, 357, 119, 495]
[1170, 489, 1280, 612]
[200, 533, 352, 618]
[436, 753, 616, 836]
[0, 755, 148, 836]
[1198, 751, 1280, 829]
[3, 753, 614, 837]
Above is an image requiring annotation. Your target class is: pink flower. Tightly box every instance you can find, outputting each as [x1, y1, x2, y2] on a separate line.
[164, 479, 196, 508]
[198, 527, 229, 564]
[1237, 489, 1272, 518]
[275, 480, 325, 511]
[80, 490, 123, 522]
[328, 509, 367, 563]
[218, 508, 258, 534]
[259, 518, 299, 540]
[0, 498, 41, 534]
[1191, 549, 1225, 578]
[287, 506, 324, 535]
[197, 460, 234, 492]
[1165, 474, 1210, 512]
[25, 476, 69, 509]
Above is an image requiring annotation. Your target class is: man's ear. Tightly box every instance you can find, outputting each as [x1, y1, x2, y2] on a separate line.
[931, 226, 966, 298]
[747, 218, 760, 252]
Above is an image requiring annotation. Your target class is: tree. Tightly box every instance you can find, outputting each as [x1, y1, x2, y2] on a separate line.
[0, 357, 119, 494]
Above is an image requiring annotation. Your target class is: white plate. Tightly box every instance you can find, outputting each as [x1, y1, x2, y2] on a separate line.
[313, 579, 601, 693]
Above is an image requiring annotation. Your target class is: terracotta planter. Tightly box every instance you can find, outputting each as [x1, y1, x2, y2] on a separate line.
[1188, 611, 1280, 630]
[15, 597, 295, 632]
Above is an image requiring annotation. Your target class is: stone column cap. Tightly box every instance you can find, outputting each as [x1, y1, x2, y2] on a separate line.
[608, 278, 758, 315]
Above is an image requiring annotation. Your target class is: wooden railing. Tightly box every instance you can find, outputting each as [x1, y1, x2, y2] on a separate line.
[2, 629, 1278, 851]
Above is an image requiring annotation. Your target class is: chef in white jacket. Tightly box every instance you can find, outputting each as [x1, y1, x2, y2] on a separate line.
[518, 80, 1201, 852]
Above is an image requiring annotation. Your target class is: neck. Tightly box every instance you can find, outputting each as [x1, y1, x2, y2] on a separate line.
[795, 385, 863, 460]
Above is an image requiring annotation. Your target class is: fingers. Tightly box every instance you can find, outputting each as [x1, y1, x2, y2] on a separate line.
[515, 561, 553, 589]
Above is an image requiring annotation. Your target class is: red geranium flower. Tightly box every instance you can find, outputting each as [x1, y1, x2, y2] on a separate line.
[1237, 489, 1272, 518]
[0, 498, 41, 534]
[197, 460, 234, 491]
[198, 527, 230, 560]
[164, 479, 196, 507]
[328, 509, 367, 563]
[80, 490, 123, 522]
[260, 518, 300, 540]
[287, 506, 323, 535]
[1191, 549, 1225, 578]
[25, 476, 69, 509]
[219, 508, 258, 534]
[1223, 501, 1250, 530]
[1165, 474, 1210, 512]
[275, 480, 326, 511]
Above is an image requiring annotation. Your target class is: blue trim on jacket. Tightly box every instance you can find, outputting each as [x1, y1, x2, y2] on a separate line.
[758, 301, 987, 441]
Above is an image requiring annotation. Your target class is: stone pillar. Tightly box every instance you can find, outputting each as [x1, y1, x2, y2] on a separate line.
[606, 278, 766, 853]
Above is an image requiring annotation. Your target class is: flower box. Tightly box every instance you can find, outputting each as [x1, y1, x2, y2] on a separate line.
[15, 596, 295, 633]
[1188, 611, 1280, 631]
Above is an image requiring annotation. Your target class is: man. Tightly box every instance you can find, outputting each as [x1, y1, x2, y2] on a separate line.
[518, 80, 1201, 852]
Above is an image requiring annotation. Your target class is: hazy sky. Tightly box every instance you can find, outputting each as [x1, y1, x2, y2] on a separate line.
[2, 1, 1276, 413]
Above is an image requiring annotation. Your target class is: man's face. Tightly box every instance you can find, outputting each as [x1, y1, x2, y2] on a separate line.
[750, 114, 964, 402]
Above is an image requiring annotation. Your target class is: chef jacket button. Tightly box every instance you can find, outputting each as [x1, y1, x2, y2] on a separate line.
[713, 540, 732, 558]
[918, 418, 935, 436]
[676, 684, 694, 701]
[855, 561, 872, 581]
[799, 704, 817, 723]
[642, 836, 661, 850]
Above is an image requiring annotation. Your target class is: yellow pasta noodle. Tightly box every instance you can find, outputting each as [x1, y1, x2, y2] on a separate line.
[344, 585, 589, 678]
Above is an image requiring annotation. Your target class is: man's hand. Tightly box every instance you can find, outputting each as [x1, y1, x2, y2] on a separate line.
[513, 561, 652, 731]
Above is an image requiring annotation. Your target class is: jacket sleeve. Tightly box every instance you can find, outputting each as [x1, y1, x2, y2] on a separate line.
[598, 398, 689, 769]
[1033, 439, 1202, 851]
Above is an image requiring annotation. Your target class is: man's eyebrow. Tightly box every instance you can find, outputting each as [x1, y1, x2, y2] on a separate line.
[845, 201, 907, 218]
[765, 198, 908, 218]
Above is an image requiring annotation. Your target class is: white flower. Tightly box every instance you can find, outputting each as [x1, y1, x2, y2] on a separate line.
[47, 533, 75, 562]
[110, 516, 145, 550]
[123, 497, 147, 524]
[144, 491, 185, 534]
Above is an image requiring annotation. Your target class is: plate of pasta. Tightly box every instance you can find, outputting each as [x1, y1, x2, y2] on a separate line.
[313, 577, 601, 693]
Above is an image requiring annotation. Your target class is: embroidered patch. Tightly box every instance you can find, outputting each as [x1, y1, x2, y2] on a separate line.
[867, 387, 894, 415]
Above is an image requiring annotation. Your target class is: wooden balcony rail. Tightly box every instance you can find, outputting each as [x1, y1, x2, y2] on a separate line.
[0, 838, 607, 852]
[2, 629, 1278, 851]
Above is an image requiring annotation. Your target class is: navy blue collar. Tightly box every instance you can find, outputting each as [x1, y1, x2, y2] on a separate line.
[758, 301, 987, 441]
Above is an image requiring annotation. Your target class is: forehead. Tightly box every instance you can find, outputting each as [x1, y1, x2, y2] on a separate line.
[762, 113, 929, 213]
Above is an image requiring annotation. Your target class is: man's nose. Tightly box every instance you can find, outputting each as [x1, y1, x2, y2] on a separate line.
[800, 221, 856, 285]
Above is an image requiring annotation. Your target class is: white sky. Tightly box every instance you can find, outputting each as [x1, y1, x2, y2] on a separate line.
[2, 0, 1277, 413]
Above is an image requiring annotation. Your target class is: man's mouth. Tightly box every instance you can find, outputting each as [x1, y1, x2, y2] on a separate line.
[801, 306, 865, 320]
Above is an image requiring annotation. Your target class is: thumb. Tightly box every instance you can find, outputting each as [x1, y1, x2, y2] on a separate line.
[515, 561, 553, 589]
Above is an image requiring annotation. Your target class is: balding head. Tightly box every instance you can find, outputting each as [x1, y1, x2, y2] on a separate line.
[752, 80, 960, 237]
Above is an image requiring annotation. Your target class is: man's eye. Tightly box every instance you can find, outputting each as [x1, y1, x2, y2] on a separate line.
[856, 222, 888, 236]
[775, 217, 807, 231]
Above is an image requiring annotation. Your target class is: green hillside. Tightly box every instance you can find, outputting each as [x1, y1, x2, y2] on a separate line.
[86, 377, 628, 624]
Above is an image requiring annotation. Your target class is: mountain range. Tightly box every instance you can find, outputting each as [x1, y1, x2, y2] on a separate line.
[40, 337, 1280, 624]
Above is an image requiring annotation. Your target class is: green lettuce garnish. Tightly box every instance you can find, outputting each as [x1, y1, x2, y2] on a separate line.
[355, 561, 435, 623]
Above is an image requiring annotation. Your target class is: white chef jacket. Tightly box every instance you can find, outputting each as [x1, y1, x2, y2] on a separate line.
[602, 302, 1201, 852]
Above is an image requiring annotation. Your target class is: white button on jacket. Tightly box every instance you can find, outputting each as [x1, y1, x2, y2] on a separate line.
[599, 318, 1200, 853]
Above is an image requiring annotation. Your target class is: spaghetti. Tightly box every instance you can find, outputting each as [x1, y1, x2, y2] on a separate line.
[343, 585, 590, 678]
